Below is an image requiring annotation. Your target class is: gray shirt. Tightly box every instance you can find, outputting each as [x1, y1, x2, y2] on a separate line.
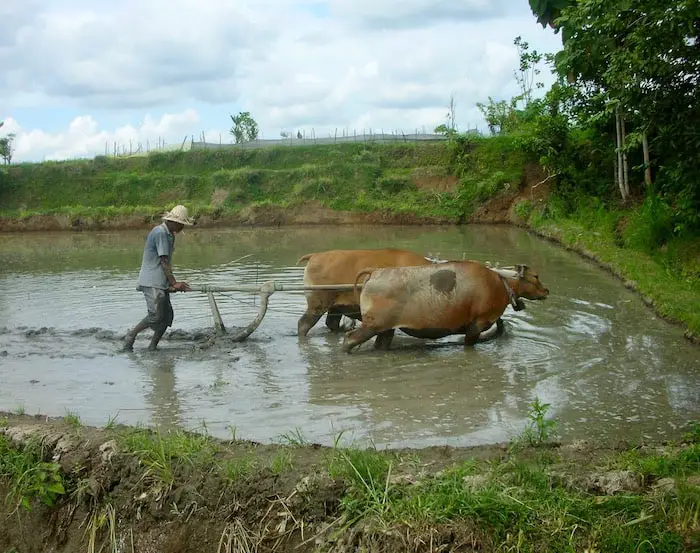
[137, 223, 175, 290]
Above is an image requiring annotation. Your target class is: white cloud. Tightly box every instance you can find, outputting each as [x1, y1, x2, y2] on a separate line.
[3, 110, 202, 161]
[1, 0, 563, 162]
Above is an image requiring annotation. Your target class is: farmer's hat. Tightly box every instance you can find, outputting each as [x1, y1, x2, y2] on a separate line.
[162, 204, 194, 226]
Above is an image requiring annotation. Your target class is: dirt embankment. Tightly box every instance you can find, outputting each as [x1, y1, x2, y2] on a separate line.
[1, 413, 697, 553]
[0, 203, 457, 233]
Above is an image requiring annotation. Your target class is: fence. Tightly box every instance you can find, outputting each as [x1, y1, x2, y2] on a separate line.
[190, 131, 449, 151]
[104, 129, 452, 158]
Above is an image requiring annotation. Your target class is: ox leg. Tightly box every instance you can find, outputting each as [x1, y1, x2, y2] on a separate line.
[373, 329, 395, 350]
[298, 309, 324, 337]
[325, 308, 343, 332]
[463, 322, 483, 347]
[341, 326, 379, 353]
[476, 318, 505, 343]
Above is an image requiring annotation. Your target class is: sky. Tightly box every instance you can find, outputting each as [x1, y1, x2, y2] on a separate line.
[1, 0, 563, 163]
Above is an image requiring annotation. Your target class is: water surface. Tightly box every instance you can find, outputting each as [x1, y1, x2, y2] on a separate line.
[0, 225, 697, 447]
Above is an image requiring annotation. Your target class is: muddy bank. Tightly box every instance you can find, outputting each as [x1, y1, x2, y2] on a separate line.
[1, 413, 698, 553]
[0, 202, 457, 233]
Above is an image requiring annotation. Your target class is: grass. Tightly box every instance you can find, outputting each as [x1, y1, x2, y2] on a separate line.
[325, 442, 699, 552]
[270, 448, 294, 475]
[277, 427, 310, 447]
[0, 140, 516, 223]
[64, 409, 82, 429]
[0, 434, 66, 512]
[218, 455, 258, 485]
[116, 426, 218, 486]
[527, 198, 700, 336]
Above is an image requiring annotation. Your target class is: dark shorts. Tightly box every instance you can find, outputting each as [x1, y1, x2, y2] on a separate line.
[140, 287, 174, 331]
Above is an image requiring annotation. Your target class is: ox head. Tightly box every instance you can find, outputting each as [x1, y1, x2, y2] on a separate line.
[513, 264, 549, 300]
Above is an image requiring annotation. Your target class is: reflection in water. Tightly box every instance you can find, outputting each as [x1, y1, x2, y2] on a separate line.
[131, 353, 182, 430]
[0, 225, 698, 446]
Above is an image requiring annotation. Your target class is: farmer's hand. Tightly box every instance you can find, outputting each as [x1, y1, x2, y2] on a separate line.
[172, 281, 191, 292]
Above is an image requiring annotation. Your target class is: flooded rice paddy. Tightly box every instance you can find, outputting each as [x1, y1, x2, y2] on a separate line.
[0, 225, 698, 448]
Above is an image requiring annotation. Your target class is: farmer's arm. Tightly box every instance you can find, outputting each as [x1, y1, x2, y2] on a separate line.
[159, 256, 191, 292]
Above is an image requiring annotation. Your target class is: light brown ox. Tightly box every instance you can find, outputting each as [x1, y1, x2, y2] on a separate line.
[341, 261, 549, 352]
[297, 248, 435, 336]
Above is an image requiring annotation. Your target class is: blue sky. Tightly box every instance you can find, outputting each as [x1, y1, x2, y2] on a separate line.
[1, 0, 563, 161]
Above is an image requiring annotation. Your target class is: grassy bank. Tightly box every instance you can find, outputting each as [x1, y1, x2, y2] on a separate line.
[518, 197, 700, 340]
[0, 139, 525, 223]
[1, 411, 698, 552]
[1, 138, 698, 340]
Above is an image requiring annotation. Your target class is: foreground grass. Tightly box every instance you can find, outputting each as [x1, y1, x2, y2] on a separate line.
[1, 415, 699, 552]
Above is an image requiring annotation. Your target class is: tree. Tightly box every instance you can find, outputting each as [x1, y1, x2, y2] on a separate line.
[553, 0, 700, 213]
[0, 133, 15, 165]
[229, 112, 259, 144]
[528, 0, 575, 31]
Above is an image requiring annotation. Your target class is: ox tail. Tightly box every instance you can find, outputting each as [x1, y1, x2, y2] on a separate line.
[353, 268, 374, 305]
[296, 253, 313, 265]
[476, 318, 505, 343]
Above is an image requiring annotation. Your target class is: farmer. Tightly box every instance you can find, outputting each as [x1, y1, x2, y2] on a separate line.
[123, 204, 194, 351]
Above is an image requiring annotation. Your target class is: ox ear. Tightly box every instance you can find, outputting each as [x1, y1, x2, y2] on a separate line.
[515, 264, 526, 278]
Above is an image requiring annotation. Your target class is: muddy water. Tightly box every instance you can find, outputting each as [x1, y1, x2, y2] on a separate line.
[0, 225, 698, 448]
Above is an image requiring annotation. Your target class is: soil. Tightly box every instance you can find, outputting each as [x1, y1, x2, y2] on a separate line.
[0, 202, 456, 233]
[1, 413, 692, 553]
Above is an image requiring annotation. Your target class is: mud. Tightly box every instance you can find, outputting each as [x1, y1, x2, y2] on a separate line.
[1, 413, 696, 553]
[0, 202, 456, 233]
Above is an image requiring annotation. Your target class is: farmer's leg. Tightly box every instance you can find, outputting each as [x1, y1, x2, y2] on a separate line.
[123, 288, 160, 351]
[148, 291, 174, 351]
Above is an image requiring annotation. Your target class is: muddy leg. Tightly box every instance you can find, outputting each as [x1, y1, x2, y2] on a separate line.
[148, 328, 167, 351]
[476, 318, 505, 343]
[325, 308, 343, 332]
[122, 318, 150, 351]
[341, 326, 379, 353]
[298, 310, 324, 337]
[463, 321, 482, 347]
[373, 329, 395, 350]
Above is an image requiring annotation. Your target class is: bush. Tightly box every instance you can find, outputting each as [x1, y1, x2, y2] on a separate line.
[514, 199, 534, 221]
[622, 193, 675, 253]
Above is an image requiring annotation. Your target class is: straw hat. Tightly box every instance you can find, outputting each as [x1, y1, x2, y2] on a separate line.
[162, 204, 194, 226]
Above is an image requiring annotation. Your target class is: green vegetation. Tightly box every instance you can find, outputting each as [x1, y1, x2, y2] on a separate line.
[0, 139, 522, 222]
[116, 426, 218, 486]
[518, 398, 558, 448]
[229, 111, 259, 144]
[0, 434, 66, 512]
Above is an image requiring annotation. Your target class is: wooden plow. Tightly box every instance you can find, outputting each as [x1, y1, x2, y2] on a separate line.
[190, 282, 360, 342]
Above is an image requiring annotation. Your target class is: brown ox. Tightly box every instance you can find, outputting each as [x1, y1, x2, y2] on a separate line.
[297, 248, 435, 336]
[341, 261, 549, 352]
